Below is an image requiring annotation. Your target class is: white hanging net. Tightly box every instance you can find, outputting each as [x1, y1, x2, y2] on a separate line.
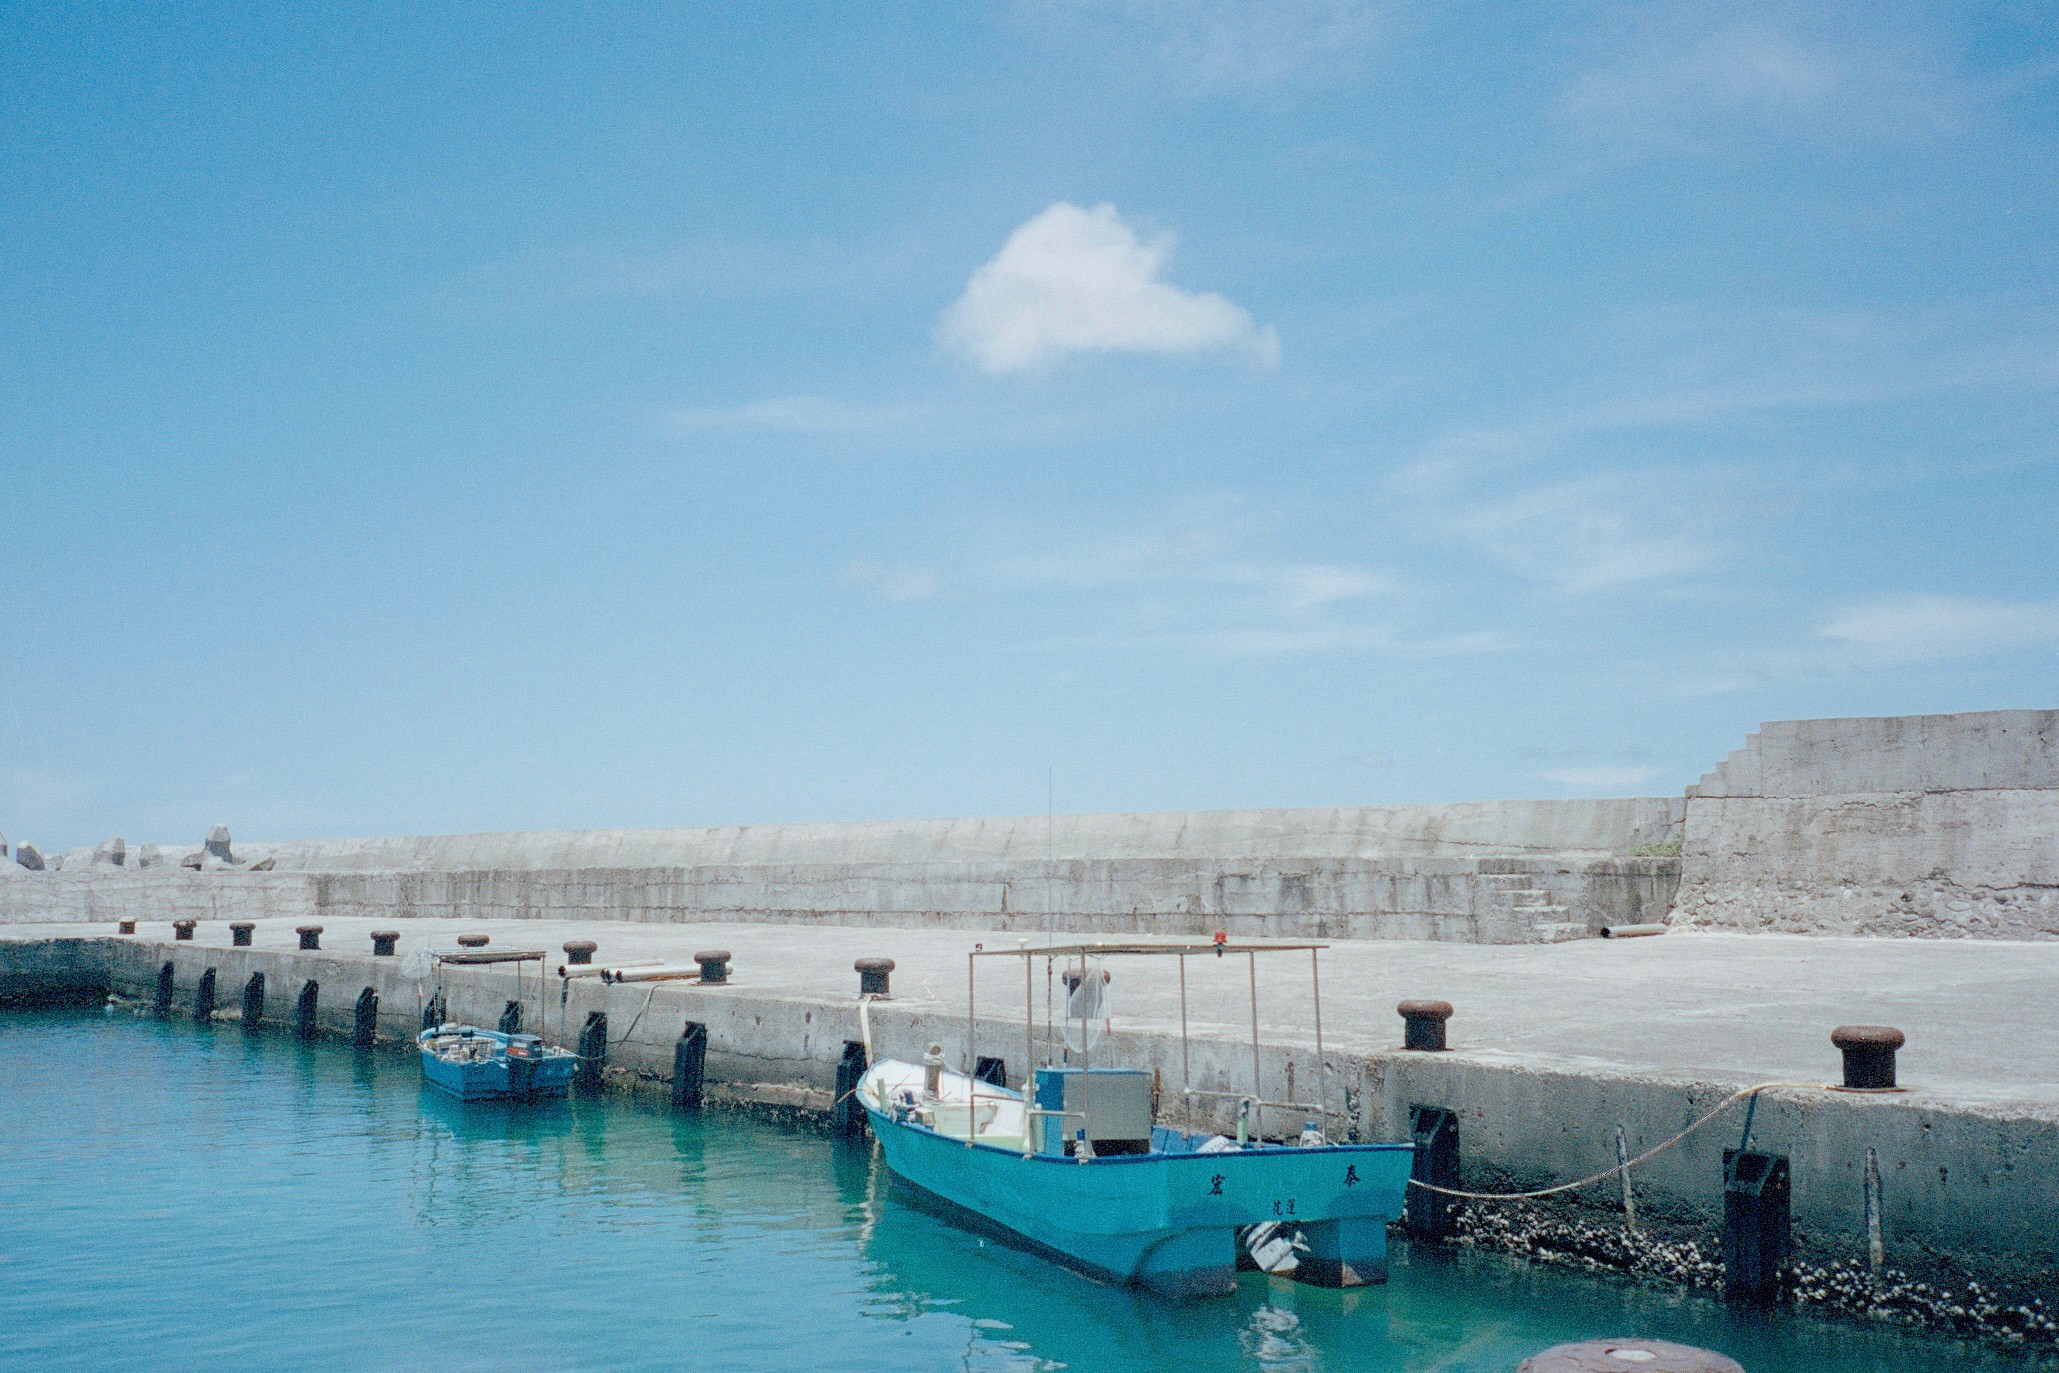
[1062, 962, 1111, 1055]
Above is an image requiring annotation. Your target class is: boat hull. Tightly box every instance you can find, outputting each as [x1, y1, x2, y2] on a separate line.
[863, 1104, 1412, 1298]
[420, 1051, 576, 1101]
[418, 1027, 577, 1101]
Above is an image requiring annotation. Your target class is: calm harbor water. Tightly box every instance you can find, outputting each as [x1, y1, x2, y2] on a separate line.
[0, 1010, 2037, 1372]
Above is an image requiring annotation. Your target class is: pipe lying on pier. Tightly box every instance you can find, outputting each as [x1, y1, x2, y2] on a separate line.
[560, 960, 662, 980]
[1601, 923, 1668, 939]
[600, 964, 705, 985]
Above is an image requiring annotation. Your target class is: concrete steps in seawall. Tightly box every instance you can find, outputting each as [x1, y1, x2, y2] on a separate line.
[1475, 856, 1681, 942]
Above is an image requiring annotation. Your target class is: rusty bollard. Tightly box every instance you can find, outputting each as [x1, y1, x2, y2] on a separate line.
[1832, 1025, 1905, 1090]
[370, 930, 399, 956]
[173, 919, 196, 941]
[1398, 999, 1454, 1052]
[1519, 1340, 1743, 1373]
[563, 939, 597, 966]
[456, 933, 490, 949]
[855, 957, 895, 998]
[229, 922, 255, 947]
[695, 950, 732, 985]
[117, 919, 136, 935]
[296, 924, 322, 951]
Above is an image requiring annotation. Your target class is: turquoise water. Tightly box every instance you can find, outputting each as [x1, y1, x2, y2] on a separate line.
[0, 1011, 2037, 1372]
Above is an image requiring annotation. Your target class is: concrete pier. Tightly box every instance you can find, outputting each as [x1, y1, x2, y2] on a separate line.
[5, 708, 2057, 1334]
[6, 914, 2054, 1309]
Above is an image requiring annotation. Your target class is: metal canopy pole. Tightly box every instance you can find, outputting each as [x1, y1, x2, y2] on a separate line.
[1311, 947, 1327, 1130]
[1024, 955, 1033, 1088]
[1177, 953, 1191, 1111]
[1247, 950, 1262, 1142]
[1076, 951, 1089, 1071]
[1044, 956, 1054, 1067]
[966, 949, 978, 1140]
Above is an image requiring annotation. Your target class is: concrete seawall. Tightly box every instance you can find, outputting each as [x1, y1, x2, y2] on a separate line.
[8, 708, 2058, 942]
[1677, 710, 2059, 939]
[0, 937, 111, 1007]
[211, 799, 1685, 871]
[0, 799, 1684, 943]
[12, 921, 2051, 1304]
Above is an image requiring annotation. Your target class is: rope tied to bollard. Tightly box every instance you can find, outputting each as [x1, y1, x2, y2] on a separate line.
[1403, 1081, 1834, 1201]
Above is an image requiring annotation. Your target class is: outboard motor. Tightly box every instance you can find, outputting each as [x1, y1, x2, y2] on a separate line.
[505, 1032, 543, 1101]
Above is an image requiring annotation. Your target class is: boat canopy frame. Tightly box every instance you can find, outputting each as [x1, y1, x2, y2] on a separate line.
[964, 939, 1333, 1143]
[423, 948, 550, 1042]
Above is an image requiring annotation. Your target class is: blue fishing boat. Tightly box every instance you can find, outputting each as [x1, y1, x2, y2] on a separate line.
[857, 940, 1415, 1298]
[418, 1024, 578, 1101]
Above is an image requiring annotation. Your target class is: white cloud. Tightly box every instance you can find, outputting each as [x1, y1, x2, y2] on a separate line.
[1561, 10, 1971, 159]
[939, 203, 1279, 375]
[669, 395, 922, 434]
[1818, 594, 2059, 665]
[1411, 466, 1731, 596]
[840, 561, 942, 603]
[1023, 0, 1392, 92]
[1463, 477, 1723, 593]
[1532, 764, 1661, 793]
[837, 499, 1502, 660]
[1642, 592, 2059, 696]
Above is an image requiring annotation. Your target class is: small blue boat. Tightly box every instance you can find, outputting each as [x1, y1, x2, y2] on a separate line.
[418, 1024, 578, 1102]
[857, 940, 1415, 1299]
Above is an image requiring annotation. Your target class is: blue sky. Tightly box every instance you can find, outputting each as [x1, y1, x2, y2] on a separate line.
[3, 1, 2056, 851]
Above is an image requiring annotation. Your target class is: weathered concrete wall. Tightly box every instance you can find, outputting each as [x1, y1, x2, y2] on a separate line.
[227, 799, 1684, 872]
[1, 799, 1684, 943]
[1675, 711, 2059, 939]
[0, 936, 112, 1007]
[66, 936, 2058, 1298]
[0, 872, 319, 926]
[303, 857, 1650, 942]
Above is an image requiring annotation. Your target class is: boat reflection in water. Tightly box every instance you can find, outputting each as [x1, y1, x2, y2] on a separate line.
[852, 1145, 1388, 1373]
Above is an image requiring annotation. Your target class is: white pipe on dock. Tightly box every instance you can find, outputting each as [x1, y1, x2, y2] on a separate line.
[600, 964, 704, 984]
[1600, 924, 1668, 939]
[559, 960, 663, 980]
